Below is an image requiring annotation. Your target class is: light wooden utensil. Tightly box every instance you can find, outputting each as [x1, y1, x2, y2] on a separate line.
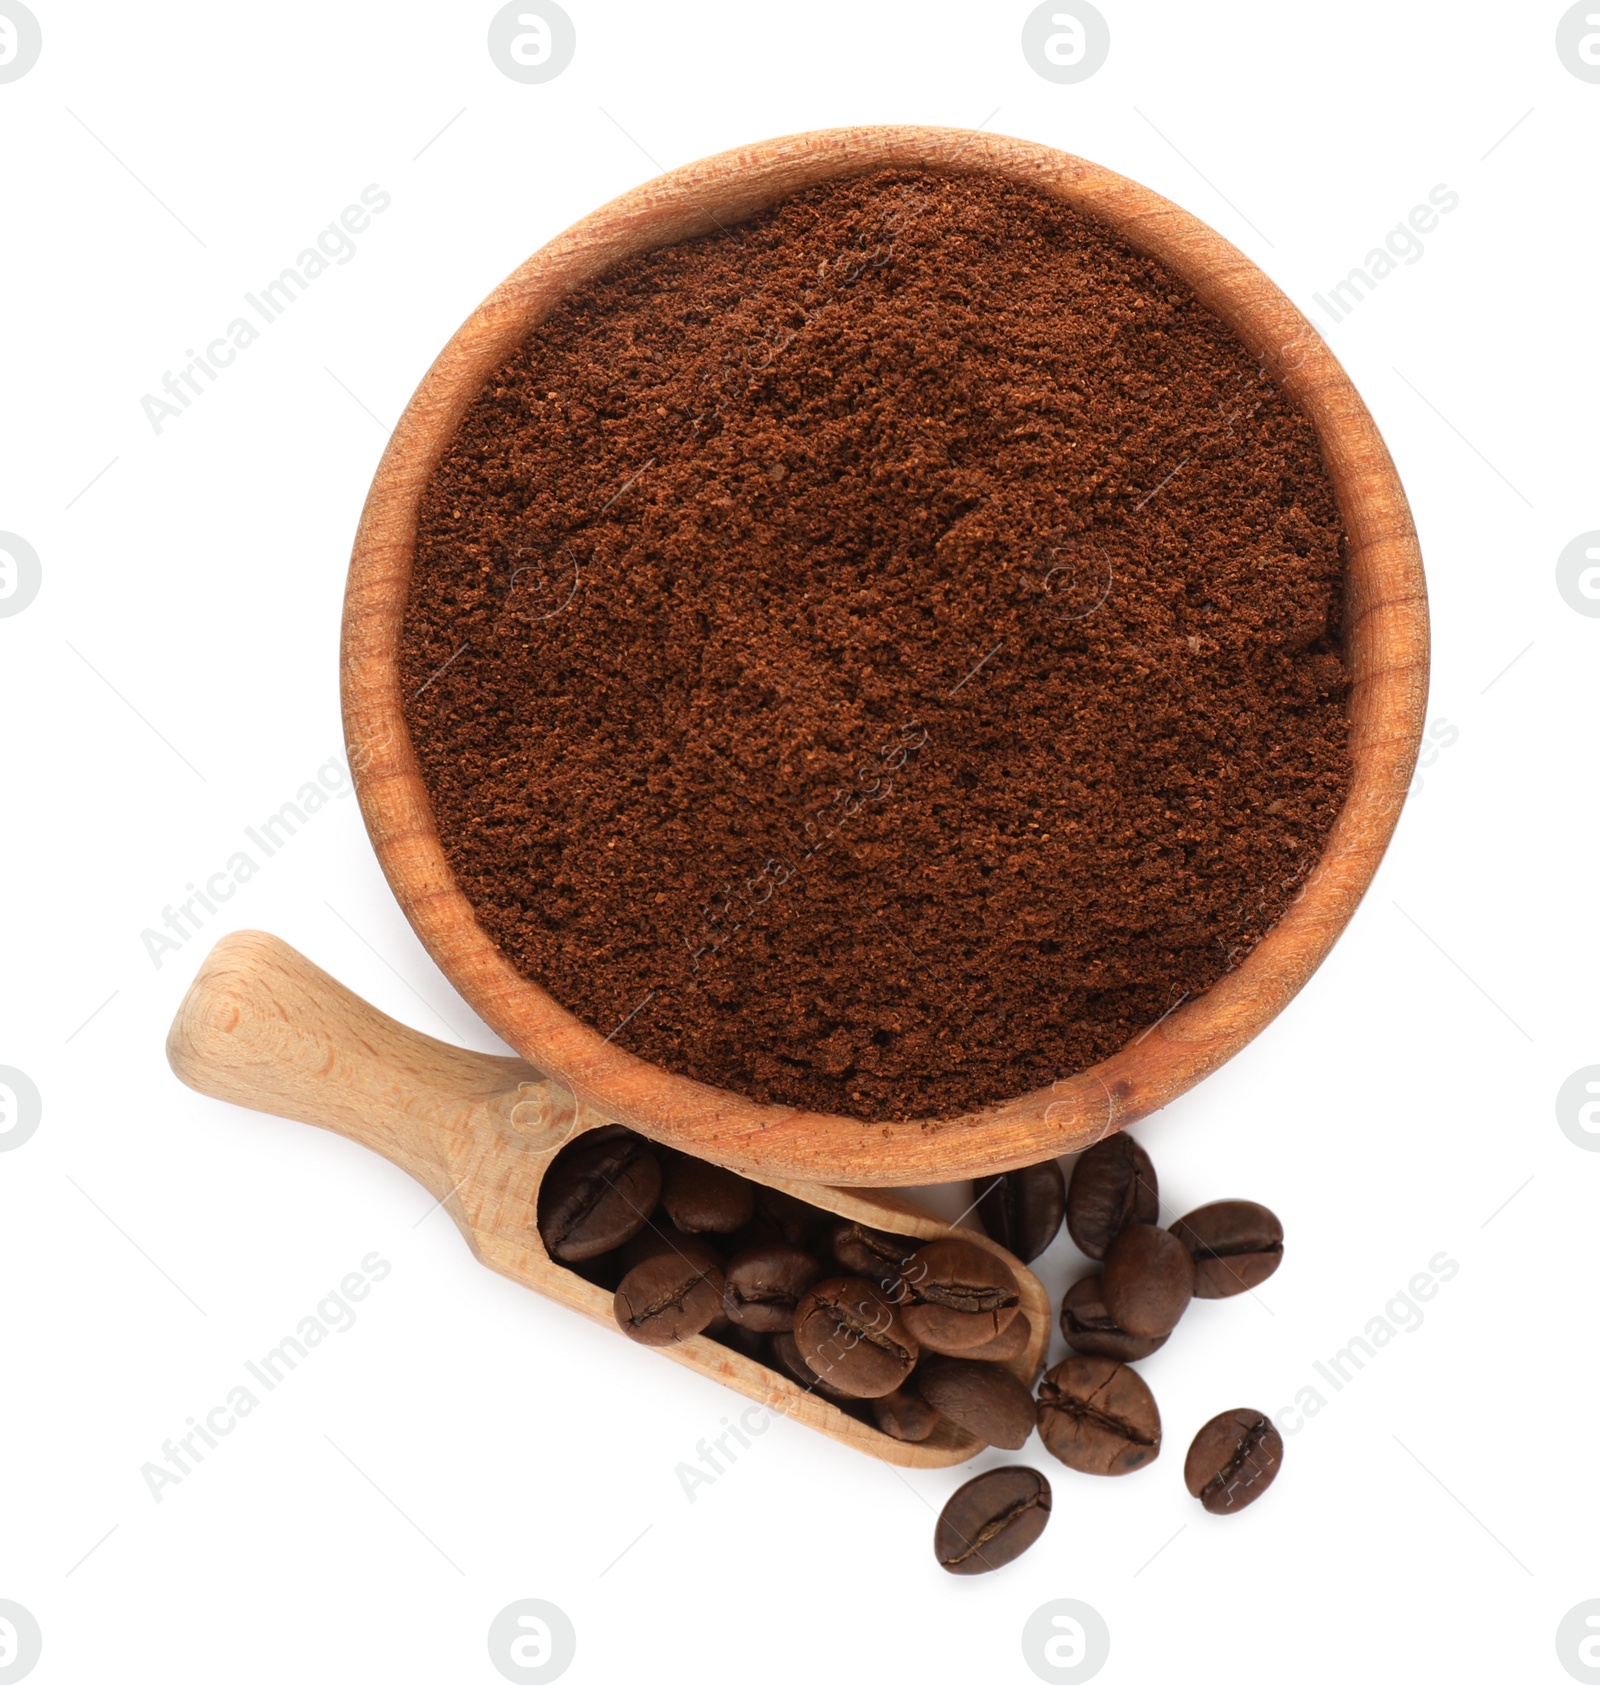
[341, 125, 1430, 1188]
[167, 928, 1052, 1469]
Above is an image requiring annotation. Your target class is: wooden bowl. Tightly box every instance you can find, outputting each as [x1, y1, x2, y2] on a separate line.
[343, 125, 1429, 1189]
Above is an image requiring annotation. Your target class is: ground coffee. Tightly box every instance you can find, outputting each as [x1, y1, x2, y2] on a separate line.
[403, 167, 1349, 1120]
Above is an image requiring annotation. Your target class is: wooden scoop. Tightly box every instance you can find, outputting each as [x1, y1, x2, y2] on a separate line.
[166, 929, 1052, 1468]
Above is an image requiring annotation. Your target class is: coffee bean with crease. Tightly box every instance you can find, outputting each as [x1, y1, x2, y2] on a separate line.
[1185, 1408, 1283, 1513]
[612, 1249, 724, 1347]
[1101, 1223, 1195, 1338]
[1170, 1200, 1284, 1298]
[661, 1157, 756, 1234]
[722, 1242, 824, 1331]
[962, 1310, 1033, 1363]
[934, 1467, 1052, 1575]
[916, 1357, 1036, 1450]
[537, 1128, 663, 1261]
[830, 1221, 920, 1298]
[1059, 1274, 1168, 1362]
[975, 1161, 1066, 1262]
[898, 1239, 1021, 1353]
[1036, 1354, 1161, 1475]
[793, 1277, 919, 1398]
[873, 1384, 940, 1443]
[1065, 1135, 1159, 1260]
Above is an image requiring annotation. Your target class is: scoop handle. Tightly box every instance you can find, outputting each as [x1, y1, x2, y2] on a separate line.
[165, 929, 579, 1205]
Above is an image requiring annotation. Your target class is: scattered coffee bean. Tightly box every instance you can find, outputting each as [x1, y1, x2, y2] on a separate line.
[830, 1221, 920, 1297]
[1170, 1200, 1284, 1298]
[916, 1357, 1036, 1450]
[661, 1158, 756, 1234]
[550, 1124, 1296, 1561]
[1066, 1135, 1159, 1260]
[873, 1384, 940, 1443]
[722, 1243, 825, 1332]
[1184, 1409, 1283, 1514]
[975, 1161, 1066, 1262]
[538, 1128, 662, 1261]
[899, 1239, 1021, 1353]
[793, 1277, 920, 1398]
[613, 1248, 724, 1346]
[1059, 1274, 1168, 1362]
[1101, 1223, 1195, 1338]
[934, 1467, 1052, 1575]
[961, 1310, 1033, 1363]
[1036, 1355, 1161, 1475]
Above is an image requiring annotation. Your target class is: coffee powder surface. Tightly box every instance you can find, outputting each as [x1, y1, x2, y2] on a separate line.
[401, 168, 1350, 1121]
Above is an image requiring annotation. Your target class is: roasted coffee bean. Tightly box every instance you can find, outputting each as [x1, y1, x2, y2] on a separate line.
[1036, 1355, 1161, 1475]
[726, 1214, 786, 1255]
[962, 1311, 1033, 1363]
[613, 1249, 724, 1347]
[1065, 1135, 1159, 1260]
[898, 1239, 1021, 1354]
[793, 1277, 919, 1398]
[618, 1224, 722, 1275]
[975, 1161, 1066, 1262]
[1170, 1200, 1284, 1298]
[660, 1158, 756, 1234]
[873, 1384, 940, 1443]
[1184, 1409, 1283, 1514]
[916, 1357, 1036, 1450]
[934, 1467, 1052, 1575]
[538, 1129, 662, 1261]
[1059, 1274, 1168, 1361]
[830, 1221, 919, 1297]
[564, 1249, 625, 1293]
[722, 1243, 825, 1332]
[769, 1330, 857, 1402]
[711, 1320, 768, 1361]
[753, 1186, 827, 1248]
[1101, 1223, 1195, 1338]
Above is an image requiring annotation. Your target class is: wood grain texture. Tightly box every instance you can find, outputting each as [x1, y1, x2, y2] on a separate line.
[342, 125, 1430, 1186]
[166, 929, 1051, 1468]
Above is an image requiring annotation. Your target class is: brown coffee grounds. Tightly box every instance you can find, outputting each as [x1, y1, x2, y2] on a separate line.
[401, 167, 1350, 1123]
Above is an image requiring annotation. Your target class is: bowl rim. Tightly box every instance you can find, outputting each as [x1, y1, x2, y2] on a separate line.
[341, 123, 1430, 1187]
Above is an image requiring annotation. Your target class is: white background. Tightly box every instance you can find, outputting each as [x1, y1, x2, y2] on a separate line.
[2, 2, 1596, 1681]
